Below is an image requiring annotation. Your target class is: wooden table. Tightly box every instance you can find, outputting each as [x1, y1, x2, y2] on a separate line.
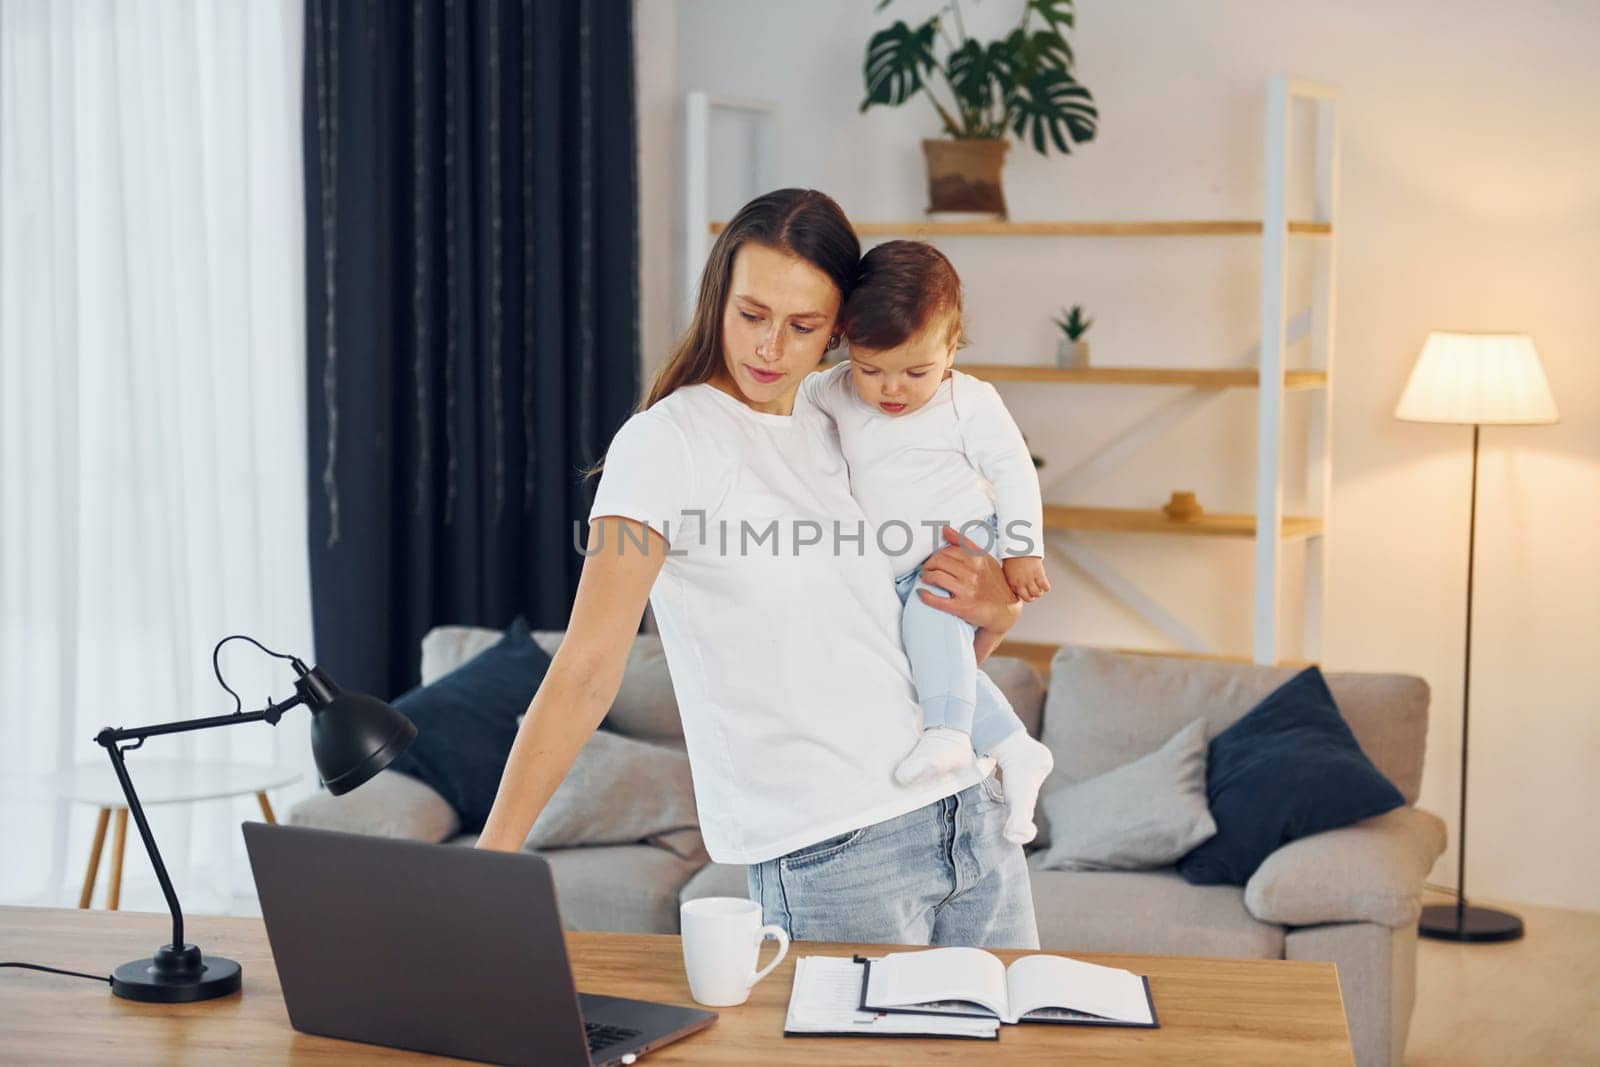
[0, 905, 1354, 1064]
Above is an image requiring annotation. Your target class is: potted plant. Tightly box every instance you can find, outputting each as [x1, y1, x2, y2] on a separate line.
[1052, 304, 1092, 368]
[860, 0, 1098, 218]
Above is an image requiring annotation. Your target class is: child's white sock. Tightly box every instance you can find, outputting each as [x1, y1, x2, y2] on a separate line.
[893, 727, 974, 785]
[987, 732, 1055, 845]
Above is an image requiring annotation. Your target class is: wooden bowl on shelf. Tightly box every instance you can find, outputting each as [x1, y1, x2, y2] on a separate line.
[1162, 490, 1204, 523]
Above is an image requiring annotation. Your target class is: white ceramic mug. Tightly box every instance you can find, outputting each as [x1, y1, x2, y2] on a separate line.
[679, 897, 790, 1007]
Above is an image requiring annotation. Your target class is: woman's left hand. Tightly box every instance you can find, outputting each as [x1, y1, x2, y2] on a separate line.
[917, 526, 1023, 659]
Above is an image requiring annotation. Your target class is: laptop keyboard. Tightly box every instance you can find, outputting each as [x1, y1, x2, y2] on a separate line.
[585, 1022, 642, 1054]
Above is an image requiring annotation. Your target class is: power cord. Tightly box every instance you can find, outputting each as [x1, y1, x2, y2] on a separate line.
[1, 961, 111, 985]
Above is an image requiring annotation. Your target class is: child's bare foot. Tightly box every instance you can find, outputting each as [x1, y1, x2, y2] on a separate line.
[987, 732, 1055, 844]
[893, 727, 973, 785]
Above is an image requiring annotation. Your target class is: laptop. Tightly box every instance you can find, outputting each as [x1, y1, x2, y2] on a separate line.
[242, 822, 716, 1066]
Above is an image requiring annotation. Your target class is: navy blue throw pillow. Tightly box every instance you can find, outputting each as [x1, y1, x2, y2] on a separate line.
[1176, 666, 1404, 886]
[385, 616, 551, 833]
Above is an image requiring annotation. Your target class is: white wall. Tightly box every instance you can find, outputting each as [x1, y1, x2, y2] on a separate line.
[637, 0, 1600, 911]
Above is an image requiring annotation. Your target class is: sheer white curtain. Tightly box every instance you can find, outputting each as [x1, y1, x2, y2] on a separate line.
[0, 0, 314, 913]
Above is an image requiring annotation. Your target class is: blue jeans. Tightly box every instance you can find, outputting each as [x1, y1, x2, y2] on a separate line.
[745, 779, 1040, 949]
[895, 515, 1025, 754]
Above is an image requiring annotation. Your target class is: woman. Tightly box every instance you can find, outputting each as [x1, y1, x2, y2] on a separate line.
[477, 189, 1038, 949]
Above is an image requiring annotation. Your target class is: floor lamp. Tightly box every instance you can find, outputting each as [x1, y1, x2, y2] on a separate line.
[1395, 331, 1558, 943]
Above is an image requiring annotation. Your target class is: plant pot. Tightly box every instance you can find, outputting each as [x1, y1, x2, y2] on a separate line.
[1056, 337, 1090, 369]
[922, 138, 1010, 218]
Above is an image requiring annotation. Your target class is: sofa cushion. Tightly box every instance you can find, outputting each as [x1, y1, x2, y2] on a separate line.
[419, 625, 505, 686]
[422, 625, 686, 742]
[649, 828, 710, 862]
[1027, 862, 1284, 959]
[679, 861, 751, 905]
[1037, 718, 1216, 872]
[1041, 646, 1430, 804]
[524, 728, 698, 850]
[532, 630, 684, 742]
[388, 616, 552, 833]
[1245, 806, 1447, 928]
[538, 844, 705, 934]
[1177, 667, 1404, 886]
[289, 767, 460, 843]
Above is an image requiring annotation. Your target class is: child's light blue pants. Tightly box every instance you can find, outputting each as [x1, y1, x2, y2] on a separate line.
[893, 516, 1027, 755]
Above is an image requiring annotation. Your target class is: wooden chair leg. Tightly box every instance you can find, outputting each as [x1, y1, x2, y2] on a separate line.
[78, 808, 111, 909]
[108, 808, 129, 911]
[256, 791, 278, 825]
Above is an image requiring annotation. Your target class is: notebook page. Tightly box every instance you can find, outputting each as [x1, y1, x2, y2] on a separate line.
[787, 957, 866, 1024]
[866, 947, 1010, 1020]
[1005, 954, 1153, 1025]
[786, 957, 998, 1037]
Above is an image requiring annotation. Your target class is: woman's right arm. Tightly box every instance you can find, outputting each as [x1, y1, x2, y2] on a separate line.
[475, 516, 668, 852]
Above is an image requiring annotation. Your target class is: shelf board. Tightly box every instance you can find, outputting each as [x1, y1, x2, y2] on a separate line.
[964, 365, 1327, 390]
[994, 640, 1313, 678]
[1044, 505, 1323, 541]
[708, 220, 1332, 238]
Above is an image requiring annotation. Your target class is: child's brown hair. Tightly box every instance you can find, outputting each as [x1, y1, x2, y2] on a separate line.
[840, 240, 968, 352]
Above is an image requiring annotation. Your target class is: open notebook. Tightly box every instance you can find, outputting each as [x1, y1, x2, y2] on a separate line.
[784, 957, 999, 1039]
[860, 947, 1159, 1028]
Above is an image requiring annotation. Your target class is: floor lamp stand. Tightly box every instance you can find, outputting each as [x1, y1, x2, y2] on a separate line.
[1418, 423, 1525, 943]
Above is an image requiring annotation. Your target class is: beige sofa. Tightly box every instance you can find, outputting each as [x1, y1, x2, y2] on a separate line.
[290, 627, 1443, 1067]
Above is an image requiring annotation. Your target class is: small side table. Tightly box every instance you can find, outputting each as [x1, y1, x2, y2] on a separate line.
[57, 760, 302, 910]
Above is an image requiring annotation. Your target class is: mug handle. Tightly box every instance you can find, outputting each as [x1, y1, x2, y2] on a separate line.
[747, 924, 790, 990]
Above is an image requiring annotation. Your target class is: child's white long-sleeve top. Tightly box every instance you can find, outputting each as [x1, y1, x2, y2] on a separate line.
[800, 361, 1044, 580]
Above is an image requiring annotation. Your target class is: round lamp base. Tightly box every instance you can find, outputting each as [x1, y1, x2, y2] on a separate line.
[110, 947, 242, 1002]
[1418, 903, 1524, 943]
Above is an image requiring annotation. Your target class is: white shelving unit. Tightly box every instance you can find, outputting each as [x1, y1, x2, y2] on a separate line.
[684, 91, 775, 325]
[1257, 76, 1340, 665]
[688, 75, 1339, 666]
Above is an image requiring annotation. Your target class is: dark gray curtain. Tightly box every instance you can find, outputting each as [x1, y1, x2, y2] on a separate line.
[303, 0, 639, 699]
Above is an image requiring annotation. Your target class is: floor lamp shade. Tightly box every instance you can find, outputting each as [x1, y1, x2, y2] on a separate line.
[1394, 332, 1559, 426]
[1395, 331, 1555, 944]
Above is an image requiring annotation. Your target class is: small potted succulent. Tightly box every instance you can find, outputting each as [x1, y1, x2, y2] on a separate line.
[1052, 304, 1092, 368]
[860, 0, 1098, 218]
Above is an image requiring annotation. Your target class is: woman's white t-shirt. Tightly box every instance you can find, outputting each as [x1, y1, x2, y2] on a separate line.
[588, 382, 982, 865]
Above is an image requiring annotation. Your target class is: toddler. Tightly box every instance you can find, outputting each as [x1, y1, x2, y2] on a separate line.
[802, 241, 1055, 843]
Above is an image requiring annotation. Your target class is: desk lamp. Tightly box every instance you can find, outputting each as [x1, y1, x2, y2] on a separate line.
[94, 635, 416, 1001]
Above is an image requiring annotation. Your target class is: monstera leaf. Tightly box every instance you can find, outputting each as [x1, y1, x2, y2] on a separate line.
[1010, 67, 1097, 154]
[860, 0, 1096, 157]
[861, 19, 940, 112]
[1028, 0, 1076, 34]
[1006, 26, 1073, 79]
[946, 39, 998, 113]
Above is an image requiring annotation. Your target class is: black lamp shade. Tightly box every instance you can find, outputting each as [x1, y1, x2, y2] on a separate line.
[298, 668, 418, 795]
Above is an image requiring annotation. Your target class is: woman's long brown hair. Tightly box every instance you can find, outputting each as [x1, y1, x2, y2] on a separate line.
[641, 188, 861, 410]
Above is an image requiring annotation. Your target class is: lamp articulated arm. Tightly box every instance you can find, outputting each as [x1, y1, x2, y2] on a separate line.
[94, 690, 308, 967]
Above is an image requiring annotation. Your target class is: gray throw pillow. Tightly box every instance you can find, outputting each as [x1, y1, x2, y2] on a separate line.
[289, 767, 461, 843]
[521, 727, 699, 851]
[1037, 718, 1217, 871]
[531, 630, 685, 742]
